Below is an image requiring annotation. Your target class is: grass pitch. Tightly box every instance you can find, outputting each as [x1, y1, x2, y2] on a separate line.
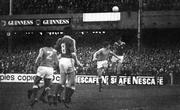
[0, 83, 180, 110]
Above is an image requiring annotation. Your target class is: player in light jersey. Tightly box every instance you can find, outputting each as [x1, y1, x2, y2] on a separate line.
[29, 46, 58, 107]
[93, 41, 120, 92]
[54, 26, 82, 105]
[111, 37, 126, 85]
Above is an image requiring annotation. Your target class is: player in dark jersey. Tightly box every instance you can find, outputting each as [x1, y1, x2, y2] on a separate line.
[29, 46, 58, 107]
[54, 26, 82, 105]
[111, 37, 126, 85]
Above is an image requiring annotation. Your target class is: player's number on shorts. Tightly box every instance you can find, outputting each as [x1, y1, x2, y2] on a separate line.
[47, 51, 53, 60]
[61, 43, 66, 54]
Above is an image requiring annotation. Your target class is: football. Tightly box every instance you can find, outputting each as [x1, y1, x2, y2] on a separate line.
[112, 6, 119, 12]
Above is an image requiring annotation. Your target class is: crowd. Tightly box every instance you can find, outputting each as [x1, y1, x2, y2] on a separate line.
[143, 0, 180, 11]
[0, 44, 180, 77]
[0, 0, 180, 15]
[0, 30, 180, 78]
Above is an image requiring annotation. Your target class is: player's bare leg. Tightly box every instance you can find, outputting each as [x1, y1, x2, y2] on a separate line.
[111, 62, 117, 85]
[116, 62, 123, 86]
[97, 69, 103, 92]
[107, 68, 112, 85]
[106, 62, 112, 85]
[116, 63, 120, 85]
[54, 84, 64, 105]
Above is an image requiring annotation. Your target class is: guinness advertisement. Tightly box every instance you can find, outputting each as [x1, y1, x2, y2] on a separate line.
[41, 18, 70, 26]
[0, 18, 70, 27]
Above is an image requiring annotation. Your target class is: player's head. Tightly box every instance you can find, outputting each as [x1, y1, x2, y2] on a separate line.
[43, 34, 54, 47]
[114, 42, 118, 46]
[114, 29, 120, 35]
[103, 41, 111, 49]
[44, 41, 53, 48]
[63, 26, 73, 35]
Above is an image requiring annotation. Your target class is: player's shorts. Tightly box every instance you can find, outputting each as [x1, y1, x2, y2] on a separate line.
[111, 55, 124, 63]
[59, 58, 75, 86]
[37, 66, 54, 79]
[97, 60, 108, 69]
[59, 58, 75, 74]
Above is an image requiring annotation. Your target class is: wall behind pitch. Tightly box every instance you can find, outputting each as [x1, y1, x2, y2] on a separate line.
[0, 11, 180, 31]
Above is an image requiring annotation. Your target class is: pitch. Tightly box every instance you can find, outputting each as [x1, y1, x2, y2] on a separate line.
[0, 83, 180, 110]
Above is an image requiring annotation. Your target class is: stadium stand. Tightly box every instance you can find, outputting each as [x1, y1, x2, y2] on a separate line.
[1, 0, 180, 15]
[0, 30, 180, 83]
[0, 1, 180, 110]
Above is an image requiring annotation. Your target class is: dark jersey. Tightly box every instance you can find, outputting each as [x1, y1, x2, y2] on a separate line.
[55, 35, 76, 58]
[39, 47, 58, 67]
[114, 41, 126, 56]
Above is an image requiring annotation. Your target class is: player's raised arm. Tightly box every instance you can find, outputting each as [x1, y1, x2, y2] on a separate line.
[57, 54, 61, 59]
[54, 38, 61, 51]
[53, 50, 59, 67]
[93, 48, 103, 61]
[35, 48, 43, 64]
[71, 39, 83, 67]
[53, 50, 60, 72]
[110, 50, 121, 60]
[72, 52, 83, 67]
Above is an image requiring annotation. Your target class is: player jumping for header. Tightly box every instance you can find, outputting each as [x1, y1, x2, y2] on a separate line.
[111, 37, 126, 86]
[93, 41, 121, 92]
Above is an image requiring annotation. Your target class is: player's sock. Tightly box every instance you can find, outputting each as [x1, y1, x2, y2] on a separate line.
[55, 84, 64, 103]
[39, 89, 47, 103]
[27, 89, 33, 99]
[108, 75, 111, 85]
[98, 78, 102, 92]
[68, 87, 75, 102]
[64, 87, 74, 103]
[31, 76, 42, 99]
[53, 95, 57, 106]
[41, 88, 46, 97]
[30, 98, 38, 107]
[32, 85, 39, 99]
[56, 84, 64, 95]
[47, 95, 54, 105]
[57, 94, 61, 103]
[28, 83, 44, 100]
[116, 75, 119, 85]
[44, 87, 53, 105]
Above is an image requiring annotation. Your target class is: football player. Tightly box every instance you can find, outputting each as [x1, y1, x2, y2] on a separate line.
[29, 44, 58, 107]
[111, 37, 126, 85]
[93, 41, 120, 92]
[54, 26, 83, 105]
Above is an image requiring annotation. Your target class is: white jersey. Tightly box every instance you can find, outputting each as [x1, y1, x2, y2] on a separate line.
[93, 48, 112, 61]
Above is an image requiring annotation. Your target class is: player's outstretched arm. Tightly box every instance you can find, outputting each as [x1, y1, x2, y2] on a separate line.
[57, 54, 61, 59]
[110, 51, 120, 60]
[35, 48, 43, 64]
[54, 51, 59, 67]
[72, 52, 83, 67]
[54, 38, 61, 51]
[93, 48, 103, 61]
